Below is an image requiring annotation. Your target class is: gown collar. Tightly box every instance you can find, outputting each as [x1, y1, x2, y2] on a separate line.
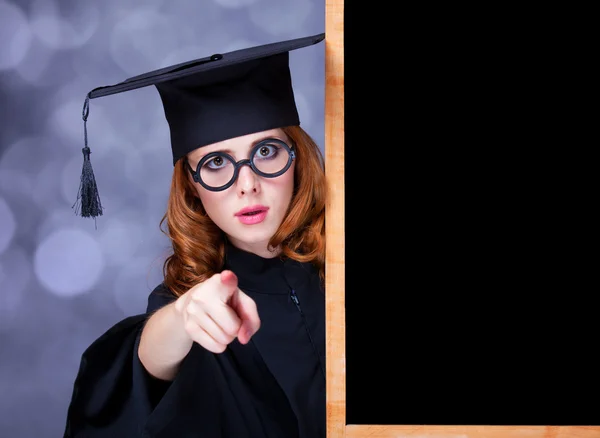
[223, 241, 316, 295]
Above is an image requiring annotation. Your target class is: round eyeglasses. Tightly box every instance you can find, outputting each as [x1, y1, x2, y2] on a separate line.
[187, 138, 296, 192]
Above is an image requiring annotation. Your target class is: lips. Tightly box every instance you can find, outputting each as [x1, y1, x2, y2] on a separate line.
[235, 205, 269, 225]
[235, 205, 269, 216]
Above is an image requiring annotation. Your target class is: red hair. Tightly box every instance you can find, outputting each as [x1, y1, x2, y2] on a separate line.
[160, 125, 326, 297]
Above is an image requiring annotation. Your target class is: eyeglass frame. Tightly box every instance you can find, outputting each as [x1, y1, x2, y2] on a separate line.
[186, 138, 296, 192]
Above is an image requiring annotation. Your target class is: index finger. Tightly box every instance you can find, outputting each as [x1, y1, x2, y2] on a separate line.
[214, 270, 238, 303]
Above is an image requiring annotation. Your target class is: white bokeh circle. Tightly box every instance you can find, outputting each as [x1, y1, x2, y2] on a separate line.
[109, 8, 195, 76]
[34, 228, 105, 297]
[14, 36, 55, 86]
[29, 0, 100, 50]
[0, 1, 33, 71]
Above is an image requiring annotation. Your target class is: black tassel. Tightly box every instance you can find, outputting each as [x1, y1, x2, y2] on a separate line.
[73, 95, 103, 219]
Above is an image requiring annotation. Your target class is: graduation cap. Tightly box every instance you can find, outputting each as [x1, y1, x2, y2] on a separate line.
[73, 32, 325, 220]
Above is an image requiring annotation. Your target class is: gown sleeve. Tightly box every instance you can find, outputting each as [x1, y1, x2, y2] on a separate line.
[63, 282, 301, 438]
[63, 283, 179, 437]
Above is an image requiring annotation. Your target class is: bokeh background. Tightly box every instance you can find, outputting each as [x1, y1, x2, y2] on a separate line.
[0, 0, 325, 436]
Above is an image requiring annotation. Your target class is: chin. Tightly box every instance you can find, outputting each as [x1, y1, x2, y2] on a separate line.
[231, 226, 278, 247]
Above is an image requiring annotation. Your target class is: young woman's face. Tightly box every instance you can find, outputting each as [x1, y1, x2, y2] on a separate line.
[187, 128, 295, 256]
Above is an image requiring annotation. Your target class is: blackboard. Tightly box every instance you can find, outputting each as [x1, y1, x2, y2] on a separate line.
[325, 1, 600, 436]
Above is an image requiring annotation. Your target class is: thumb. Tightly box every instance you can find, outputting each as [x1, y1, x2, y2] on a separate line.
[231, 291, 261, 345]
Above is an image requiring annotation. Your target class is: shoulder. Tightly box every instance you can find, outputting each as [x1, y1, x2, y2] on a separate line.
[146, 282, 177, 313]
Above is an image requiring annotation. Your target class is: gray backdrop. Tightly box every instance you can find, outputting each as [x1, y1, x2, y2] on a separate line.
[0, 0, 325, 436]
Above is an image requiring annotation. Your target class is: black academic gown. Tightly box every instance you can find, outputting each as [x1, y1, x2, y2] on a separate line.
[63, 243, 326, 438]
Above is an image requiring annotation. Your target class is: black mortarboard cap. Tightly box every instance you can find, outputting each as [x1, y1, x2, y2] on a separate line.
[73, 32, 325, 220]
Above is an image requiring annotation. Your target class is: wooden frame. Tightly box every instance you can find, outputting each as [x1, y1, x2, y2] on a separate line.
[323, 1, 600, 437]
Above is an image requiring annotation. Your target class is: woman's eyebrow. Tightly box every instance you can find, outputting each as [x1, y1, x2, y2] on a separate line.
[197, 148, 233, 159]
[192, 147, 233, 162]
[250, 136, 287, 147]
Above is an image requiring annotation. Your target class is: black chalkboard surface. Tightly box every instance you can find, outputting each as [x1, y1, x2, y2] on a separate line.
[343, 1, 599, 427]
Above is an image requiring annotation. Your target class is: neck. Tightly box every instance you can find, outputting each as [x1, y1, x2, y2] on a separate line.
[227, 237, 282, 259]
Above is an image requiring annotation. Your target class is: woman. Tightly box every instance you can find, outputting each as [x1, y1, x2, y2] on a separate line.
[64, 34, 326, 438]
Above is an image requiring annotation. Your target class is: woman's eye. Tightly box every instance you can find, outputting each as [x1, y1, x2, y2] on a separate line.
[256, 145, 277, 159]
[205, 155, 227, 169]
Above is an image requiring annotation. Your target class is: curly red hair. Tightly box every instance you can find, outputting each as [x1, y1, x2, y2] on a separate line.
[160, 125, 326, 297]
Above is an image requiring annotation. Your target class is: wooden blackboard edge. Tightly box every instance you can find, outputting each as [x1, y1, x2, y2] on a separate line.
[345, 425, 600, 437]
[324, 0, 346, 437]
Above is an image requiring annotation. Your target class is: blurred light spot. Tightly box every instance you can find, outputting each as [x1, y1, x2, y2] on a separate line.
[113, 255, 164, 316]
[0, 1, 33, 71]
[98, 218, 143, 265]
[29, 0, 99, 50]
[32, 159, 65, 210]
[0, 190, 42, 242]
[34, 228, 105, 297]
[213, 0, 259, 8]
[14, 37, 55, 86]
[248, 0, 313, 36]
[0, 247, 32, 332]
[109, 8, 196, 75]
[36, 207, 82, 243]
[0, 197, 16, 255]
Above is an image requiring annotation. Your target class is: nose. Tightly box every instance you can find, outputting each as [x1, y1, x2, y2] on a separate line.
[236, 164, 259, 196]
